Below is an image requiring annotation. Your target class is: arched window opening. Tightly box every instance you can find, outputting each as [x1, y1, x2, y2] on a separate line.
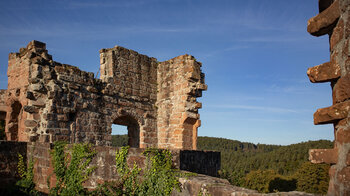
[8, 101, 22, 141]
[113, 116, 140, 148]
[111, 124, 128, 147]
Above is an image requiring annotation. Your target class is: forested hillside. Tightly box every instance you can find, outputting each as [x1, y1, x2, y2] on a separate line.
[112, 135, 333, 194]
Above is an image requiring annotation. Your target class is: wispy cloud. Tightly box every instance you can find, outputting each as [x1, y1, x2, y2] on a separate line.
[207, 104, 299, 113]
[237, 36, 308, 43]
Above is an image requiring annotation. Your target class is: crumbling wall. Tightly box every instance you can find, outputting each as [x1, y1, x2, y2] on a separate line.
[3, 40, 206, 150]
[307, 0, 350, 195]
[99, 46, 158, 148]
[0, 89, 6, 121]
[156, 55, 206, 150]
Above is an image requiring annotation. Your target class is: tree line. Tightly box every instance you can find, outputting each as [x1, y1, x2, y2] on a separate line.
[111, 135, 332, 194]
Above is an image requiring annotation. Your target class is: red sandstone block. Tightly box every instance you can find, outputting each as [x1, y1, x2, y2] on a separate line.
[336, 127, 350, 144]
[333, 74, 350, 103]
[336, 166, 350, 187]
[309, 148, 337, 164]
[330, 19, 344, 51]
[307, 61, 341, 83]
[313, 101, 350, 125]
[307, 0, 340, 36]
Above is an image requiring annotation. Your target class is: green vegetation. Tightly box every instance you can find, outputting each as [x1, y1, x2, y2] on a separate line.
[92, 146, 180, 196]
[110, 135, 333, 194]
[196, 136, 332, 194]
[111, 134, 128, 147]
[244, 169, 296, 193]
[295, 162, 330, 194]
[49, 141, 96, 196]
[16, 153, 38, 196]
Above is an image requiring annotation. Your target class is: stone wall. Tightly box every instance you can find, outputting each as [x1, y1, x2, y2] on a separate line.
[307, 0, 350, 195]
[2, 41, 206, 150]
[0, 89, 6, 120]
[99, 46, 158, 148]
[157, 55, 206, 150]
[21, 142, 220, 194]
[0, 141, 27, 189]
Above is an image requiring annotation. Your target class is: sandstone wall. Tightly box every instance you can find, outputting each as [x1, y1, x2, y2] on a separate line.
[307, 0, 350, 195]
[2, 40, 206, 150]
[20, 142, 219, 194]
[99, 46, 158, 148]
[0, 89, 6, 120]
[156, 55, 206, 150]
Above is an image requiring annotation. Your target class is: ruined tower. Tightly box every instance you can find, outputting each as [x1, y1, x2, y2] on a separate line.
[308, 0, 350, 194]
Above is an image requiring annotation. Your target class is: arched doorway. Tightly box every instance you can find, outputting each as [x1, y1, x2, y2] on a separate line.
[113, 115, 140, 148]
[8, 101, 22, 141]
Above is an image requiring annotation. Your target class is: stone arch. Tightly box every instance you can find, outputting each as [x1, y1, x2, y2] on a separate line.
[112, 112, 142, 148]
[182, 117, 201, 150]
[7, 100, 22, 141]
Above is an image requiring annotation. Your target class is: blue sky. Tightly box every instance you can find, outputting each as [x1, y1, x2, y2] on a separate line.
[0, 0, 333, 145]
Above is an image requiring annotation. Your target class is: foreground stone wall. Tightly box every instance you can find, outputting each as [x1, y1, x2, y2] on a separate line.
[17, 142, 219, 193]
[2, 41, 206, 150]
[307, 0, 350, 195]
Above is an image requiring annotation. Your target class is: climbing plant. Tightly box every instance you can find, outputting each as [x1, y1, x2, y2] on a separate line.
[16, 153, 38, 196]
[92, 146, 181, 196]
[49, 141, 96, 196]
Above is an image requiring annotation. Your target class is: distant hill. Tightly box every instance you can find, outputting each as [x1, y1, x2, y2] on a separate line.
[197, 136, 333, 187]
[111, 135, 333, 190]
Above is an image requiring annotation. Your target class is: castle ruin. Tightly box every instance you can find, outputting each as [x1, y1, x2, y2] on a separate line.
[0, 40, 206, 150]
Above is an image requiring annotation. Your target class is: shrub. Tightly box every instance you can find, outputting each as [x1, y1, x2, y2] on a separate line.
[16, 153, 38, 195]
[245, 169, 296, 193]
[294, 162, 330, 195]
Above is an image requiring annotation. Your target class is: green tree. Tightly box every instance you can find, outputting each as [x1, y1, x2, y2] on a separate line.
[294, 162, 330, 195]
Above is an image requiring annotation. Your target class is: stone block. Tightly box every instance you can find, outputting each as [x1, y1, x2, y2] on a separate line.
[307, 0, 340, 36]
[307, 61, 341, 83]
[313, 100, 350, 125]
[309, 148, 338, 164]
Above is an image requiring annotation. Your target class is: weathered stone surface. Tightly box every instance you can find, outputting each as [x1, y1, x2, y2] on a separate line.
[172, 174, 315, 196]
[336, 126, 350, 144]
[308, 0, 350, 194]
[307, 0, 340, 36]
[313, 100, 350, 125]
[333, 73, 350, 103]
[307, 61, 341, 83]
[1, 40, 206, 150]
[309, 149, 338, 164]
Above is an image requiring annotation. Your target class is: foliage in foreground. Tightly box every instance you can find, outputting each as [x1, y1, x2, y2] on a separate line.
[92, 146, 180, 196]
[49, 141, 96, 196]
[16, 153, 38, 196]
